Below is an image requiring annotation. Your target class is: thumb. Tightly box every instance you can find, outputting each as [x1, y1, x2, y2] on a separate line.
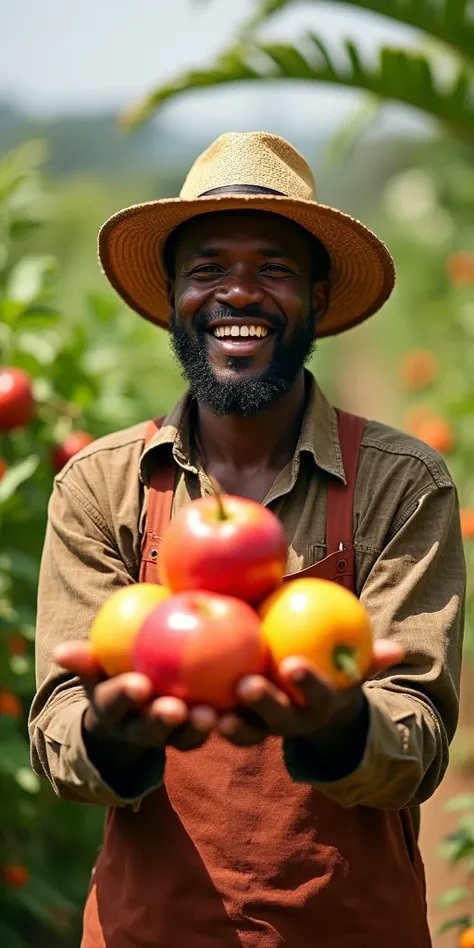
[367, 640, 405, 678]
[54, 641, 103, 682]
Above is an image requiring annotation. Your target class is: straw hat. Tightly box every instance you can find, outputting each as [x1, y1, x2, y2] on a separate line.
[98, 131, 395, 337]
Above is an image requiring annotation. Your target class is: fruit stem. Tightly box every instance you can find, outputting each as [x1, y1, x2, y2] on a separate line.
[332, 646, 360, 684]
[209, 476, 228, 521]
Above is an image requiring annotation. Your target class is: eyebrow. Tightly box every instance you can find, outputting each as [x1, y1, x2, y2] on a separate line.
[184, 245, 296, 262]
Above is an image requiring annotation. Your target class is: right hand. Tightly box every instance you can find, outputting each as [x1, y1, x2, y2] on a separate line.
[54, 641, 216, 754]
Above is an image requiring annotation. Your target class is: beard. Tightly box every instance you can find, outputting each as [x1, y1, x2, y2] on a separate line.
[169, 307, 316, 418]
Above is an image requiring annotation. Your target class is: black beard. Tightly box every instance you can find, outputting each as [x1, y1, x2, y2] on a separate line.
[169, 307, 316, 418]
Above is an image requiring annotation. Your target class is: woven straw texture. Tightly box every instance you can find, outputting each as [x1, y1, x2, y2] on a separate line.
[98, 132, 396, 337]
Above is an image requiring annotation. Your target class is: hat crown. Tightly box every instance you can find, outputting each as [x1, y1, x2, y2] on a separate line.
[179, 132, 317, 202]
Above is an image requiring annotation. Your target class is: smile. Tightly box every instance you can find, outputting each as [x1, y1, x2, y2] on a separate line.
[212, 325, 269, 339]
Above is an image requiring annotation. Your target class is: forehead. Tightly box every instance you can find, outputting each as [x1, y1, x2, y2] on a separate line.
[174, 210, 310, 258]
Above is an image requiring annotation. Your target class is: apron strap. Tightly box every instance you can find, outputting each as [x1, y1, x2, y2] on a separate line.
[139, 417, 176, 582]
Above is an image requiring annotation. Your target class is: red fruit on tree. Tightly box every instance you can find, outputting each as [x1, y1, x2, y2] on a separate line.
[52, 431, 94, 472]
[2, 863, 29, 887]
[0, 457, 7, 479]
[159, 494, 287, 605]
[133, 590, 268, 710]
[0, 691, 22, 717]
[0, 368, 34, 432]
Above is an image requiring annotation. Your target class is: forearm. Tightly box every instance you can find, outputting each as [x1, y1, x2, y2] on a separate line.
[283, 684, 445, 809]
[29, 693, 166, 807]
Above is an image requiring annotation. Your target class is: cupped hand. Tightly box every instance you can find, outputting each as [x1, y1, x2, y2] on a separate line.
[54, 641, 216, 753]
[216, 638, 405, 747]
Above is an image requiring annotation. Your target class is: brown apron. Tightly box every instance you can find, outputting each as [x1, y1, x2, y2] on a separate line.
[82, 410, 431, 948]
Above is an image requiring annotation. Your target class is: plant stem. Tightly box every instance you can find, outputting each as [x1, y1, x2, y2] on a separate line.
[333, 645, 361, 683]
[208, 475, 227, 520]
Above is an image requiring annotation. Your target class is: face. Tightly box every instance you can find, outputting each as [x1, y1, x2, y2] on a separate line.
[168, 210, 329, 417]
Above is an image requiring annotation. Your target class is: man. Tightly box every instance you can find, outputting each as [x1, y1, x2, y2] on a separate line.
[30, 132, 465, 948]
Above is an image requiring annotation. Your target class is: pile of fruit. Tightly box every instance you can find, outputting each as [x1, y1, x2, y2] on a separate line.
[90, 493, 374, 709]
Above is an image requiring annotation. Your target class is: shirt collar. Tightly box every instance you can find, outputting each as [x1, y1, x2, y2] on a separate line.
[139, 371, 346, 487]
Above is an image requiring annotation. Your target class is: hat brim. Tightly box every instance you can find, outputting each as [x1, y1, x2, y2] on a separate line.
[98, 194, 395, 338]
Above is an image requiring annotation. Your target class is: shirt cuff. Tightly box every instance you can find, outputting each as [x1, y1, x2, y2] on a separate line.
[282, 686, 421, 808]
[43, 699, 166, 807]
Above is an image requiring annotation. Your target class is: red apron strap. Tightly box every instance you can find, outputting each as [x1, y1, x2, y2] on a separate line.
[139, 417, 177, 583]
[324, 408, 366, 590]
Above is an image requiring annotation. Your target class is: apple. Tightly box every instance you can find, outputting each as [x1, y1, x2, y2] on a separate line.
[52, 431, 94, 472]
[133, 590, 268, 710]
[159, 494, 287, 605]
[0, 368, 34, 432]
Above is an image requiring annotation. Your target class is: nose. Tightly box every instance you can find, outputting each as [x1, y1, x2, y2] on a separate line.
[214, 269, 265, 309]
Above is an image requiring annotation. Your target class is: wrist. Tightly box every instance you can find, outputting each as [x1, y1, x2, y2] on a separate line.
[284, 690, 370, 784]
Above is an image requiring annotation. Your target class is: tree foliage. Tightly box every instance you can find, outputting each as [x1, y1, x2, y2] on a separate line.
[124, 0, 474, 143]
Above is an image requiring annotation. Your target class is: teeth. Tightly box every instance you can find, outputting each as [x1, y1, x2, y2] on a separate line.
[213, 325, 269, 339]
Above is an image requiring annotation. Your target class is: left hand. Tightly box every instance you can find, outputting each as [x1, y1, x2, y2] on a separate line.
[217, 639, 404, 747]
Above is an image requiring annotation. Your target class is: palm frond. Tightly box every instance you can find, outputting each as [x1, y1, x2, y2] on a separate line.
[240, 0, 474, 67]
[123, 34, 474, 143]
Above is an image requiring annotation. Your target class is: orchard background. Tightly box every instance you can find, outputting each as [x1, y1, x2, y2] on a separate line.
[1, 1, 474, 945]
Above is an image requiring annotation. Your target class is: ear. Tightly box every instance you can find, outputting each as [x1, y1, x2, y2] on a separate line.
[311, 281, 330, 331]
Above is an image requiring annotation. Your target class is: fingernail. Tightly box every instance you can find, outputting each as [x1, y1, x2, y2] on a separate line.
[219, 715, 237, 736]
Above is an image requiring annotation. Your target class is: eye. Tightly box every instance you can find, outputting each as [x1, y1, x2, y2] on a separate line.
[260, 263, 296, 276]
[190, 264, 223, 278]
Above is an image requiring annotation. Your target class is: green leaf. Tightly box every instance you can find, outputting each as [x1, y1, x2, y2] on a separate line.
[240, 0, 474, 67]
[123, 33, 474, 144]
[437, 915, 472, 935]
[0, 457, 40, 507]
[0, 920, 29, 948]
[445, 793, 474, 811]
[15, 767, 41, 794]
[6, 254, 56, 306]
[436, 886, 470, 908]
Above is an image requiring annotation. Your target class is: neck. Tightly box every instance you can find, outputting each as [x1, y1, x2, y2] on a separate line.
[195, 371, 307, 470]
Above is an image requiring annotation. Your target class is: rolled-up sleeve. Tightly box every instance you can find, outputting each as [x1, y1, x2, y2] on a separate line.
[284, 484, 466, 808]
[29, 474, 165, 807]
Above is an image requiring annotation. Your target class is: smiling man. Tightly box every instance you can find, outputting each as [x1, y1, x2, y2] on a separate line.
[30, 133, 465, 948]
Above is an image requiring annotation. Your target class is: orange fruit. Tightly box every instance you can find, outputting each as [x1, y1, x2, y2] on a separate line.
[90, 583, 171, 676]
[259, 578, 373, 691]
[2, 863, 28, 887]
[402, 404, 432, 435]
[414, 415, 454, 454]
[459, 927, 474, 948]
[8, 633, 27, 656]
[398, 349, 438, 391]
[460, 509, 474, 541]
[446, 251, 474, 286]
[0, 691, 22, 717]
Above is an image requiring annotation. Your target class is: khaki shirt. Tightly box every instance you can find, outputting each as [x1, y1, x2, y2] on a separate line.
[29, 373, 465, 819]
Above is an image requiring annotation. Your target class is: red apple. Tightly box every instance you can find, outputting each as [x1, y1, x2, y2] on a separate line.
[133, 590, 268, 710]
[52, 431, 94, 472]
[159, 494, 287, 605]
[0, 368, 34, 432]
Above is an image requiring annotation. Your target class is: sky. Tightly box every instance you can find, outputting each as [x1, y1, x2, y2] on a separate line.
[1, 0, 423, 135]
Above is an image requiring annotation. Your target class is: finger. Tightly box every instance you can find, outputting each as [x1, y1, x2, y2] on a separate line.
[234, 674, 295, 733]
[278, 656, 336, 707]
[125, 695, 189, 746]
[54, 641, 103, 685]
[367, 641, 405, 677]
[91, 673, 154, 728]
[169, 706, 217, 751]
[217, 711, 268, 747]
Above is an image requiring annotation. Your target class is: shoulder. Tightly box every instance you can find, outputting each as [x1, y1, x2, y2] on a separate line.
[354, 418, 457, 555]
[360, 418, 454, 491]
[51, 421, 150, 528]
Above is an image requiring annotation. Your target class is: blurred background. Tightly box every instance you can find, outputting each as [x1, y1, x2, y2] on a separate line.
[0, 1, 473, 945]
